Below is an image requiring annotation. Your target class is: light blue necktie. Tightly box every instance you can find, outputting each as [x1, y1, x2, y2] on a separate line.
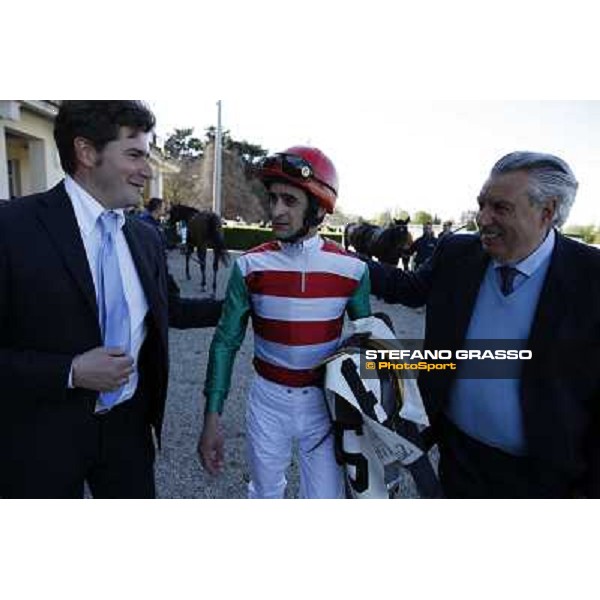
[97, 211, 131, 411]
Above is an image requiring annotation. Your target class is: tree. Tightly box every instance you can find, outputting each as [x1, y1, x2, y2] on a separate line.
[163, 128, 204, 161]
[373, 210, 393, 226]
[163, 126, 270, 217]
[392, 208, 410, 221]
[325, 208, 361, 228]
[564, 224, 598, 244]
[460, 210, 478, 231]
[413, 211, 434, 225]
[227, 139, 268, 165]
[162, 128, 205, 205]
[204, 127, 268, 176]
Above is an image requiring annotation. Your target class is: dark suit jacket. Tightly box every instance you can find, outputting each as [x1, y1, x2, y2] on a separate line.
[0, 182, 221, 450]
[368, 232, 600, 496]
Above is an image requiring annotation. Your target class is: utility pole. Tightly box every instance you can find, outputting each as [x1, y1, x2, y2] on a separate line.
[212, 100, 223, 216]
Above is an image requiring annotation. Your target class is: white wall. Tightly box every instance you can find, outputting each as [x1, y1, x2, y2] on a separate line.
[0, 102, 63, 197]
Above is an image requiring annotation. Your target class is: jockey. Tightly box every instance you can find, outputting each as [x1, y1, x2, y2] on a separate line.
[198, 146, 372, 498]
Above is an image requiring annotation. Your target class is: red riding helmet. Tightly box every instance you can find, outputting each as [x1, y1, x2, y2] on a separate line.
[257, 145, 338, 213]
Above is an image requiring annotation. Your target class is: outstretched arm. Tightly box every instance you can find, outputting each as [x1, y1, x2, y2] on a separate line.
[167, 270, 224, 329]
[198, 261, 251, 474]
[346, 266, 372, 320]
[365, 240, 440, 307]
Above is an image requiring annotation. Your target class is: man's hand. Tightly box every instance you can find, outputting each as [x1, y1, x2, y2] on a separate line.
[72, 347, 134, 392]
[198, 412, 225, 475]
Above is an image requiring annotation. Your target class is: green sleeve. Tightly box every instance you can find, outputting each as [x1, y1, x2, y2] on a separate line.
[203, 261, 251, 414]
[347, 267, 372, 320]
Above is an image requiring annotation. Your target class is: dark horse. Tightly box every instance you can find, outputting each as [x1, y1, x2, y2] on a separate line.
[169, 204, 230, 295]
[344, 218, 413, 268]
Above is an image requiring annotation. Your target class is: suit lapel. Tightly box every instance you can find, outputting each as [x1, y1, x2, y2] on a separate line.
[452, 235, 568, 347]
[528, 233, 568, 346]
[35, 182, 98, 319]
[453, 244, 489, 343]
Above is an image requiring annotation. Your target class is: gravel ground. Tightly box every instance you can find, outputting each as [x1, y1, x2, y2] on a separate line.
[155, 249, 434, 499]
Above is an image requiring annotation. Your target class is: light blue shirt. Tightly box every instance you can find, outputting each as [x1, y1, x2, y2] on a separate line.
[65, 176, 149, 411]
[491, 228, 556, 293]
[446, 229, 556, 455]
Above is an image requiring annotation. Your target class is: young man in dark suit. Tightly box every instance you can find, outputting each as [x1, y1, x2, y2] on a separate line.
[0, 101, 221, 498]
[366, 151, 600, 498]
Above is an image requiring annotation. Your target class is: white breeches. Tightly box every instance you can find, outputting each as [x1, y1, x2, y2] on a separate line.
[246, 375, 344, 499]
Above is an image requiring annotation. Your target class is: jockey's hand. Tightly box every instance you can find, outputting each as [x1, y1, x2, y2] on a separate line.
[72, 347, 134, 392]
[198, 412, 225, 475]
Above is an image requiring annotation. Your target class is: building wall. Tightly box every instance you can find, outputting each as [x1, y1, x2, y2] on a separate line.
[1, 101, 175, 203]
[0, 102, 63, 198]
[6, 134, 33, 196]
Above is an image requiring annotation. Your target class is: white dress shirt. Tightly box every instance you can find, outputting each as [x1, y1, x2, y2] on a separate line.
[65, 176, 149, 411]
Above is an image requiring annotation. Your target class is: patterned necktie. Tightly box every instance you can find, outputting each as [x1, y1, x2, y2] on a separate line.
[97, 211, 131, 410]
[497, 265, 519, 296]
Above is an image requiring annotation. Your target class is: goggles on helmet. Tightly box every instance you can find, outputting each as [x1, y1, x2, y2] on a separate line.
[259, 153, 337, 196]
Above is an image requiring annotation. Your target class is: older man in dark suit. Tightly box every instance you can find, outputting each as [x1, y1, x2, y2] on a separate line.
[0, 101, 221, 498]
[366, 151, 600, 498]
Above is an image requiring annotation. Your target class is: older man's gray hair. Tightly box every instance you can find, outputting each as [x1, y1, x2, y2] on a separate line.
[491, 151, 578, 227]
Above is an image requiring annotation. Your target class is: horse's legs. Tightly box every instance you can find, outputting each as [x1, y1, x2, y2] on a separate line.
[185, 245, 193, 280]
[212, 250, 219, 297]
[198, 247, 207, 291]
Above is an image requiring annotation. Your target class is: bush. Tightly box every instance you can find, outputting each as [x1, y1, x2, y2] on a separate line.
[223, 226, 343, 251]
[223, 226, 273, 250]
[564, 224, 598, 245]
